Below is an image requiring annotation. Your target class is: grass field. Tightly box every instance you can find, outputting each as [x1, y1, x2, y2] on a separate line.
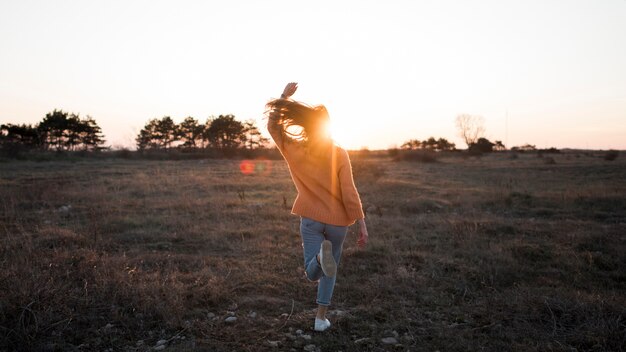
[1, 151, 625, 351]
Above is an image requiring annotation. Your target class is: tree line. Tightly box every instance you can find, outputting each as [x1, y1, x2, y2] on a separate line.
[1, 110, 105, 151]
[400, 137, 456, 151]
[0, 110, 269, 154]
[397, 114, 511, 155]
[135, 115, 267, 151]
[2, 110, 549, 158]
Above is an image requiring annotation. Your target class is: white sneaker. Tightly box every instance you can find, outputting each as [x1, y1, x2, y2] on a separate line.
[314, 318, 331, 332]
[319, 240, 336, 277]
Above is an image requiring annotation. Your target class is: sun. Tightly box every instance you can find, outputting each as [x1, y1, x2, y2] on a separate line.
[327, 120, 351, 149]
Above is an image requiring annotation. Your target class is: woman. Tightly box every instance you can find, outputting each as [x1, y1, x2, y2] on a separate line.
[266, 82, 369, 332]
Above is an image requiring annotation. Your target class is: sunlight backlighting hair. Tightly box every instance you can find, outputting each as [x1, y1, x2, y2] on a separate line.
[265, 99, 330, 144]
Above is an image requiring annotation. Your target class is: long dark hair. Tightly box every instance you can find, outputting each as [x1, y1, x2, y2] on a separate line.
[266, 99, 331, 145]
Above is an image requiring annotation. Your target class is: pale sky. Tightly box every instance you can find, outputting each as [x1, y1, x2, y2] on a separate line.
[1, 0, 625, 150]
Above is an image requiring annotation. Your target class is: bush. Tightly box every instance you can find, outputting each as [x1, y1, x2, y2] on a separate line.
[387, 147, 399, 158]
[468, 138, 495, 154]
[111, 148, 134, 159]
[604, 150, 618, 161]
[0, 142, 29, 159]
[537, 147, 560, 155]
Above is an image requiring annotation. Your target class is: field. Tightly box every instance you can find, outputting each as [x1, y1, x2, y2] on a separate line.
[1, 151, 625, 351]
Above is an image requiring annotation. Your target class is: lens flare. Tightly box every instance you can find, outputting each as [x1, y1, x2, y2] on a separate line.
[239, 159, 272, 176]
[239, 160, 255, 175]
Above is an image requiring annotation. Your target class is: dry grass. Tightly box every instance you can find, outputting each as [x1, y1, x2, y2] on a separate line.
[1, 151, 625, 351]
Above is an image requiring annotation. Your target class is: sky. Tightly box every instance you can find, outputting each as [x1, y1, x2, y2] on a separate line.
[1, 0, 625, 150]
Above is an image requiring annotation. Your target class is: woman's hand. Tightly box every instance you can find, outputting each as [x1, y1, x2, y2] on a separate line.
[281, 82, 298, 99]
[357, 218, 368, 249]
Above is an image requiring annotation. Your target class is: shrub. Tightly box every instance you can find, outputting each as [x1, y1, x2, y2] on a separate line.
[387, 147, 399, 158]
[468, 138, 495, 154]
[511, 144, 536, 152]
[0, 142, 29, 159]
[538, 147, 560, 155]
[604, 150, 618, 161]
[111, 148, 133, 159]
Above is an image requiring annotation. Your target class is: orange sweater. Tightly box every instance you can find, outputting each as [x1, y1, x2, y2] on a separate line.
[268, 117, 365, 226]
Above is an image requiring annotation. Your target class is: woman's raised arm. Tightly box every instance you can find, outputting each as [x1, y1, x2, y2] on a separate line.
[267, 82, 298, 153]
[281, 82, 298, 99]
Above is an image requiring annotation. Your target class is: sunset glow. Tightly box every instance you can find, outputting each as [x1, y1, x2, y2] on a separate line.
[328, 119, 356, 149]
[1, 1, 625, 150]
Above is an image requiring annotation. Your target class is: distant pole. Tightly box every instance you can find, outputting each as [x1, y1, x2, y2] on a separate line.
[505, 109, 509, 148]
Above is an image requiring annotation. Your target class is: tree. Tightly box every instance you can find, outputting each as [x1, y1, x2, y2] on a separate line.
[79, 116, 106, 150]
[37, 110, 106, 151]
[205, 114, 246, 149]
[200, 117, 214, 148]
[401, 139, 421, 150]
[436, 138, 456, 151]
[135, 116, 179, 150]
[493, 140, 506, 151]
[64, 113, 82, 150]
[243, 120, 268, 149]
[38, 109, 70, 150]
[178, 116, 205, 148]
[420, 137, 436, 150]
[469, 137, 495, 153]
[156, 116, 179, 149]
[455, 114, 485, 148]
[136, 118, 160, 150]
[0, 123, 42, 148]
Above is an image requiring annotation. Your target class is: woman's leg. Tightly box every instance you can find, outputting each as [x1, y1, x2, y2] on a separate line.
[300, 217, 348, 327]
[316, 305, 328, 320]
[300, 217, 325, 282]
[315, 223, 348, 309]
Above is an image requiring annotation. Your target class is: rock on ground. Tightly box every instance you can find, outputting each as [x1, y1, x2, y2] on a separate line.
[267, 340, 280, 347]
[381, 337, 398, 344]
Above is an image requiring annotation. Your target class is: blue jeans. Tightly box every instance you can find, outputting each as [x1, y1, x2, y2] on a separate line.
[300, 217, 348, 306]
